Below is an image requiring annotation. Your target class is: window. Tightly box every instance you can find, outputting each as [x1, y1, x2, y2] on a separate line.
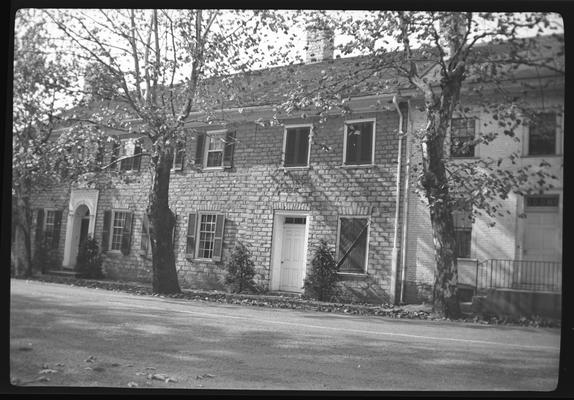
[186, 212, 225, 261]
[195, 130, 236, 170]
[450, 118, 475, 158]
[528, 112, 557, 156]
[102, 210, 133, 254]
[525, 195, 559, 211]
[110, 138, 142, 171]
[453, 206, 473, 258]
[283, 126, 311, 167]
[344, 120, 375, 165]
[36, 209, 62, 249]
[337, 217, 369, 273]
[170, 140, 186, 171]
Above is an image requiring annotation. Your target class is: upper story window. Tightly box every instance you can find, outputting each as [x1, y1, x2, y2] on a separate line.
[343, 120, 375, 166]
[111, 138, 142, 171]
[195, 130, 236, 170]
[450, 118, 476, 158]
[169, 140, 186, 171]
[528, 112, 558, 156]
[283, 125, 311, 168]
[337, 216, 369, 273]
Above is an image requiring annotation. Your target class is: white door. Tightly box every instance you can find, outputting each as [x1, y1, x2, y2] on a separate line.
[279, 221, 306, 292]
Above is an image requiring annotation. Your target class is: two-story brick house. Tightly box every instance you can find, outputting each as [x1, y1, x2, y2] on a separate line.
[26, 29, 563, 308]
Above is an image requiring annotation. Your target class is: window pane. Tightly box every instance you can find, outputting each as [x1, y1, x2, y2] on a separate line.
[455, 229, 472, 258]
[339, 218, 368, 272]
[44, 210, 56, 248]
[345, 122, 373, 165]
[451, 118, 475, 158]
[285, 127, 310, 167]
[197, 214, 217, 259]
[111, 211, 127, 251]
[206, 151, 223, 167]
[529, 113, 556, 155]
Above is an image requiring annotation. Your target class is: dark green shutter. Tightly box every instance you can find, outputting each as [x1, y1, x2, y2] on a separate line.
[121, 212, 133, 255]
[133, 143, 142, 171]
[195, 133, 205, 168]
[52, 210, 63, 249]
[223, 131, 236, 168]
[102, 210, 112, 251]
[140, 213, 150, 255]
[35, 209, 44, 246]
[212, 214, 225, 262]
[172, 214, 177, 250]
[186, 213, 197, 257]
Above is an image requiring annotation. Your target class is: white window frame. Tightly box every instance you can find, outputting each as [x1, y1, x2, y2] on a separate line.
[342, 118, 376, 167]
[112, 138, 143, 172]
[203, 130, 227, 170]
[282, 124, 313, 169]
[43, 208, 59, 249]
[171, 140, 186, 171]
[335, 215, 370, 275]
[449, 116, 478, 159]
[195, 212, 219, 260]
[109, 209, 130, 253]
[523, 111, 562, 157]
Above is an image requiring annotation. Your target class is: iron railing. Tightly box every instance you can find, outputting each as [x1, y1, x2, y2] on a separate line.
[470, 259, 562, 293]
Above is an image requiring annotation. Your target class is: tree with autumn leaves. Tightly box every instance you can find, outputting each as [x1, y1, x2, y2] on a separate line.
[277, 11, 563, 317]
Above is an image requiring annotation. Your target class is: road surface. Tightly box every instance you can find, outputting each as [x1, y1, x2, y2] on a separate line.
[10, 279, 560, 390]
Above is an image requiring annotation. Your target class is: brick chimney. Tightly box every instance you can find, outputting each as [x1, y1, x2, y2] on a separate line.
[305, 25, 334, 63]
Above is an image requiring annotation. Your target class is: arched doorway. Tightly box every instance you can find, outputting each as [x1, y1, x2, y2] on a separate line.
[62, 189, 99, 269]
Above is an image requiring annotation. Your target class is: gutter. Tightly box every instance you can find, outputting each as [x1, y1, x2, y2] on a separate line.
[390, 95, 406, 304]
[399, 100, 411, 304]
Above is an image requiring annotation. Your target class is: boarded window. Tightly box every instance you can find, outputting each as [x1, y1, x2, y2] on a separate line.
[451, 118, 476, 158]
[345, 121, 374, 165]
[529, 112, 557, 155]
[338, 217, 368, 273]
[284, 127, 310, 167]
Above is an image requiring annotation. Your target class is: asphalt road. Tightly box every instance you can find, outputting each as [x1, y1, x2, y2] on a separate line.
[10, 279, 561, 390]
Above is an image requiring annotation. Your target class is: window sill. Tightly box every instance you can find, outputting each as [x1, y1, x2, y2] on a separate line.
[281, 166, 310, 171]
[186, 256, 217, 263]
[450, 156, 478, 160]
[202, 167, 225, 171]
[521, 154, 562, 158]
[337, 271, 368, 277]
[340, 164, 375, 169]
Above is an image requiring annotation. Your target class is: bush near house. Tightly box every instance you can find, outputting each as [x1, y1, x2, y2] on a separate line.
[76, 236, 104, 279]
[32, 242, 59, 274]
[224, 242, 256, 293]
[304, 240, 340, 302]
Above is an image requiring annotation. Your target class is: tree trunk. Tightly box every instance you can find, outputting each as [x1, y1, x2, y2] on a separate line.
[148, 146, 181, 294]
[13, 193, 34, 277]
[422, 101, 461, 319]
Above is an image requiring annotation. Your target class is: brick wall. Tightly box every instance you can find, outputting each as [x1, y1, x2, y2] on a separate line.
[30, 110, 406, 303]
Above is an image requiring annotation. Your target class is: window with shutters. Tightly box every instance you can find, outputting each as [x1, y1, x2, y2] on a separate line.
[170, 140, 186, 171]
[450, 118, 476, 158]
[527, 112, 559, 156]
[195, 130, 236, 170]
[110, 138, 143, 171]
[343, 119, 375, 166]
[453, 205, 473, 258]
[186, 212, 225, 261]
[43, 209, 62, 249]
[337, 217, 369, 273]
[283, 125, 311, 168]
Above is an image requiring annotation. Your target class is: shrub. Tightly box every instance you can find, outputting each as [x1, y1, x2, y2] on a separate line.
[76, 236, 104, 279]
[32, 242, 59, 274]
[303, 239, 340, 301]
[224, 242, 256, 293]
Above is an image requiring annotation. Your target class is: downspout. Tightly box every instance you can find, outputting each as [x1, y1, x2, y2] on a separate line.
[391, 95, 405, 304]
[399, 100, 411, 304]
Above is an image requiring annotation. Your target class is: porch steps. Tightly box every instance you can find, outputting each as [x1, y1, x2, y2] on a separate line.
[44, 269, 80, 278]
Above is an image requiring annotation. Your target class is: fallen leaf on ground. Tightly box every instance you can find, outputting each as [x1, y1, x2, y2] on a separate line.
[92, 366, 105, 372]
[145, 367, 156, 370]
[36, 376, 50, 382]
[111, 363, 121, 367]
[17, 347, 32, 352]
[165, 377, 178, 383]
[148, 373, 169, 381]
[195, 373, 215, 380]
[127, 382, 138, 388]
[55, 363, 65, 367]
[85, 356, 96, 363]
